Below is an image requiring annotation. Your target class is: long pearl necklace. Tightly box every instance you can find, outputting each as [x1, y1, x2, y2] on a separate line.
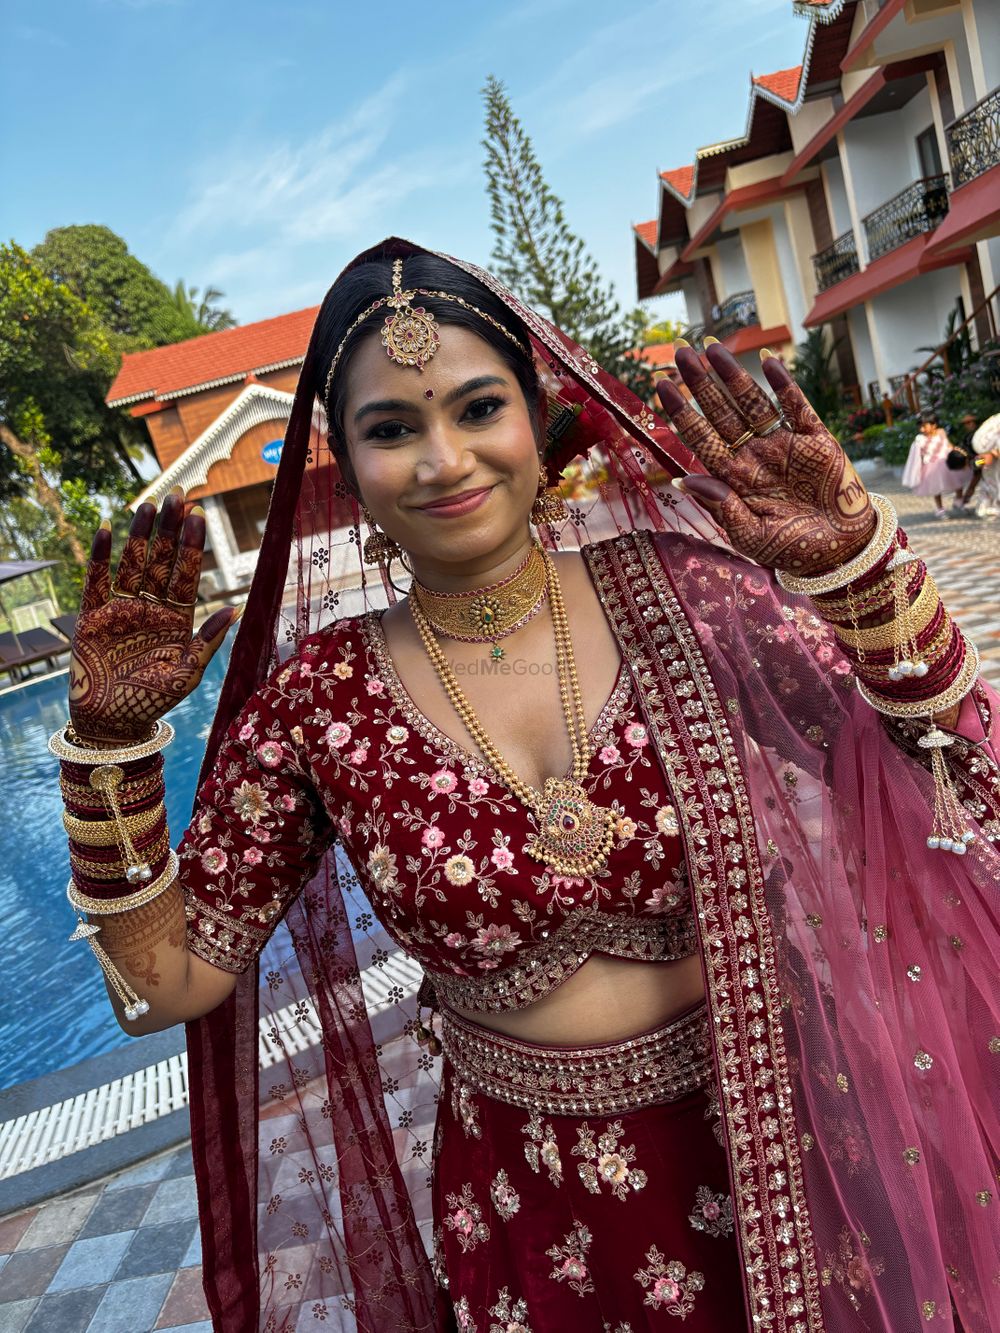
[407, 545, 616, 877]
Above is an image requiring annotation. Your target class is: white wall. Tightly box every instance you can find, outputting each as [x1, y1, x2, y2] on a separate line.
[771, 209, 809, 339]
[842, 85, 939, 229]
[714, 235, 752, 301]
[967, 0, 1000, 95]
[868, 267, 963, 377]
[847, 305, 879, 393]
[821, 157, 853, 239]
[679, 277, 704, 325]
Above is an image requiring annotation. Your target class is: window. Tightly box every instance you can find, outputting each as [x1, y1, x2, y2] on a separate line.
[223, 482, 273, 553]
[916, 126, 943, 179]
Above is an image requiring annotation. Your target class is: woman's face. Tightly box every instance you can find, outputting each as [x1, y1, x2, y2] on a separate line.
[341, 323, 541, 579]
[921, 420, 937, 434]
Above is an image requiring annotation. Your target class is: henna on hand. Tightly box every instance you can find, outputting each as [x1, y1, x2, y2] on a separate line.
[69, 497, 237, 743]
[657, 345, 876, 577]
[97, 880, 187, 989]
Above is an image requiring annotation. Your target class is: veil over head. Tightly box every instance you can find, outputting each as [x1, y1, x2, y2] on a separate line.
[186, 240, 1000, 1333]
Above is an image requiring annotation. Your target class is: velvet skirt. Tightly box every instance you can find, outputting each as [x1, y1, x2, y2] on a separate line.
[431, 1002, 748, 1331]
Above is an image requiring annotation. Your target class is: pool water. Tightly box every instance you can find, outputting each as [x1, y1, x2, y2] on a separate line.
[0, 648, 232, 1089]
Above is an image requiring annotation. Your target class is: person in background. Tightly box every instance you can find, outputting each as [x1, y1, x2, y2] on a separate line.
[901, 413, 973, 517]
[971, 410, 1000, 518]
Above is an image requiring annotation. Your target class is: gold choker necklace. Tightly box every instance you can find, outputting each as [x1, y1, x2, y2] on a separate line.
[410, 543, 547, 662]
[408, 546, 616, 877]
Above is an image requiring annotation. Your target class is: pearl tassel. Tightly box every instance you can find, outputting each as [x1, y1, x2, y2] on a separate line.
[90, 766, 154, 884]
[67, 914, 150, 1020]
[917, 726, 976, 854]
[886, 549, 929, 681]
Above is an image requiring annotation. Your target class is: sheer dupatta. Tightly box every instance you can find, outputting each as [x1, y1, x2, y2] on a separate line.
[185, 240, 1000, 1332]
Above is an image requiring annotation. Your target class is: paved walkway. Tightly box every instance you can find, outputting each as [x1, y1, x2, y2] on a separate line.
[0, 468, 995, 1333]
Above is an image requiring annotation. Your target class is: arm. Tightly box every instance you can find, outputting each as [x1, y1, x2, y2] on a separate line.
[56, 495, 330, 1034]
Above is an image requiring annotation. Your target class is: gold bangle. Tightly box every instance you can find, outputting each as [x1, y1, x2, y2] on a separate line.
[60, 769, 164, 807]
[776, 494, 896, 596]
[67, 851, 179, 916]
[855, 636, 979, 719]
[49, 720, 174, 766]
[70, 831, 171, 879]
[832, 576, 942, 651]
[63, 803, 166, 847]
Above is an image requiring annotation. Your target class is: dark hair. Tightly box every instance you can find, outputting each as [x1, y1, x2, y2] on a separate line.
[920, 413, 940, 427]
[310, 252, 539, 494]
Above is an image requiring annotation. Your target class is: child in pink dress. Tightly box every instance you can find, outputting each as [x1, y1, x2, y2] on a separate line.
[901, 415, 973, 516]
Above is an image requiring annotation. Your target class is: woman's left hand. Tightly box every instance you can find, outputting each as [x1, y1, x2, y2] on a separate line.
[656, 342, 876, 577]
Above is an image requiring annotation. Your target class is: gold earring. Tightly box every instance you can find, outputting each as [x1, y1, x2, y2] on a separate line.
[361, 504, 402, 565]
[530, 463, 568, 525]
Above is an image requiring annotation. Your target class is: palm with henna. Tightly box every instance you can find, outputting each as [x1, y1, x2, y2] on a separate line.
[657, 342, 877, 575]
[69, 491, 239, 745]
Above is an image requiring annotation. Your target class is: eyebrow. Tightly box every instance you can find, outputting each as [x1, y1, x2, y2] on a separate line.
[353, 374, 509, 424]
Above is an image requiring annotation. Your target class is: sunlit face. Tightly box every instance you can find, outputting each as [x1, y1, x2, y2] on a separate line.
[341, 324, 542, 578]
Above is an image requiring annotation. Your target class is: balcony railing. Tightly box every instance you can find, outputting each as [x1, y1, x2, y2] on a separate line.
[711, 290, 758, 340]
[680, 322, 707, 346]
[862, 175, 950, 263]
[946, 87, 1000, 190]
[812, 230, 860, 291]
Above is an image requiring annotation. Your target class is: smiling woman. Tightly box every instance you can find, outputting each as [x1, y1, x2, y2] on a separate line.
[50, 239, 1000, 1333]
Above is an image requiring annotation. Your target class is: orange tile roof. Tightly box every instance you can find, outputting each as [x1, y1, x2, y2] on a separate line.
[634, 220, 659, 249]
[106, 305, 320, 405]
[639, 343, 677, 368]
[660, 165, 695, 200]
[753, 65, 804, 104]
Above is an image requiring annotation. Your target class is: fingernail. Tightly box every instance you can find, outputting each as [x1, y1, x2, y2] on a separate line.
[674, 337, 690, 348]
[231, 603, 245, 623]
[679, 474, 732, 503]
[704, 342, 741, 380]
[190, 504, 206, 517]
[759, 348, 775, 362]
[762, 358, 793, 389]
[99, 518, 112, 531]
[170, 485, 185, 497]
[703, 335, 720, 346]
[201, 608, 233, 639]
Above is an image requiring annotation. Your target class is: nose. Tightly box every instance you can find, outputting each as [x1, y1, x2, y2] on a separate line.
[414, 421, 476, 486]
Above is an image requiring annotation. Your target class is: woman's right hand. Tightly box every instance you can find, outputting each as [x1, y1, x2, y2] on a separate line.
[68, 490, 240, 745]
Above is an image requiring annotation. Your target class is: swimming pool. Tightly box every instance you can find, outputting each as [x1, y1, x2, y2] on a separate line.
[0, 649, 231, 1089]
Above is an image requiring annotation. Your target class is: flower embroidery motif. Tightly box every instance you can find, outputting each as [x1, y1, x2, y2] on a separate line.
[444, 1183, 490, 1253]
[453, 1295, 476, 1332]
[820, 1227, 885, 1312]
[450, 1083, 482, 1140]
[655, 804, 680, 837]
[624, 722, 648, 748]
[488, 1287, 532, 1333]
[332, 661, 353, 679]
[472, 922, 521, 961]
[633, 1247, 705, 1316]
[386, 724, 408, 745]
[431, 768, 459, 796]
[572, 1121, 648, 1202]
[324, 722, 352, 749]
[256, 740, 283, 768]
[422, 826, 446, 850]
[522, 1110, 562, 1185]
[545, 1220, 594, 1296]
[687, 1185, 734, 1238]
[231, 780, 269, 824]
[201, 847, 228, 875]
[367, 844, 398, 892]
[489, 1169, 521, 1222]
[444, 854, 476, 887]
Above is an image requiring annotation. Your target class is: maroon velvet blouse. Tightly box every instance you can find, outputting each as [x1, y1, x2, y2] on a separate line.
[179, 611, 696, 1010]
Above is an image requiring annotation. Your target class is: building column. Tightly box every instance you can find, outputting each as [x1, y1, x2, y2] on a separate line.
[201, 495, 241, 593]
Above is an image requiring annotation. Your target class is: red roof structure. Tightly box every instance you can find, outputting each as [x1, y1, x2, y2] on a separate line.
[106, 306, 319, 406]
[634, 220, 659, 249]
[753, 66, 803, 104]
[660, 166, 695, 201]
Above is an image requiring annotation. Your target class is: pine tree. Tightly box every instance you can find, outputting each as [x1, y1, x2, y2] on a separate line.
[482, 76, 654, 406]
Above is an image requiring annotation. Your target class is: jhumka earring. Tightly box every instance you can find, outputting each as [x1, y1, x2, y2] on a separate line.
[530, 463, 569, 526]
[361, 504, 402, 565]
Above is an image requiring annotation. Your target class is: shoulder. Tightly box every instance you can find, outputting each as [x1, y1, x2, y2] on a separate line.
[261, 612, 380, 696]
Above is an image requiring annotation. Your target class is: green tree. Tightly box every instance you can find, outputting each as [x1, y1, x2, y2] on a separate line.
[482, 76, 654, 405]
[31, 224, 196, 353]
[170, 280, 237, 334]
[791, 328, 842, 424]
[642, 319, 685, 346]
[0, 242, 138, 573]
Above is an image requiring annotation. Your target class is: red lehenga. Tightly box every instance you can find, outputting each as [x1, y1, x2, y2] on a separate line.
[180, 241, 1000, 1333]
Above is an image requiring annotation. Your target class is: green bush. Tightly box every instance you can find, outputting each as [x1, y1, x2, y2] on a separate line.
[879, 420, 919, 467]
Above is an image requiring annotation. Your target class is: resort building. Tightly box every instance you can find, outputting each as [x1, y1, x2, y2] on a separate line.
[106, 309, 354, 595]
[632, 0, 1000, 403]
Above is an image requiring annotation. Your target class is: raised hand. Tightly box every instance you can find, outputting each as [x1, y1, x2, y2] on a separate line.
[69, 491, 239, 745]
[657, 342, 876, 577]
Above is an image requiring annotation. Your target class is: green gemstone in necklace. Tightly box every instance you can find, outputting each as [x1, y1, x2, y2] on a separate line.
[490, 643, 505, 661]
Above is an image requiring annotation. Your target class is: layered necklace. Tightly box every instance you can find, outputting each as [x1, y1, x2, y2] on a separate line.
[407, 542, 616, 877]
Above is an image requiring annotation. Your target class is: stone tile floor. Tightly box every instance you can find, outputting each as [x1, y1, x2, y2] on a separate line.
[0, 465, 995, 1333]
[0, 1141, 209, 1332]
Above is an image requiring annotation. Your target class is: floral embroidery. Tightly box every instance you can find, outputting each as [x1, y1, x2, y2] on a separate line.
[824, 1118, 872, 1177]
[444, 854, 476, 886]
[324, 722, 351, 749]
[522, 1110, 562, 1185]
[687, 1185, 734, 1237]
[655, 804, 680, 837]
[453, 1295, 476, 1332]
[256, 740, 283, 767]
[444, 1182, 490, 1253]
[201, 847, 228, 875]
[545, 1221, 594, 1296]
[489, 1169, 521, 1221]
[450, 1082, 482, 1140]
[571, 1121, 648, 1201]
[488, 1287, 531, 1332]
[633, 1247, 705, 1316]
[231, 780, 269, 824]
[367, 844, 399, 892]
[820, 1227, 885, 1312]
[431, 768, 459, 795]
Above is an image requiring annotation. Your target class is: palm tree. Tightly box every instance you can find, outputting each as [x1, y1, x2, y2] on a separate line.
[791, 328, 842, 423]
[171, 280, 237, 334]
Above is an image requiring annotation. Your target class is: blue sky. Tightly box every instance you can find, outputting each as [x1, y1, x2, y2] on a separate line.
[3, 0, 807, 330]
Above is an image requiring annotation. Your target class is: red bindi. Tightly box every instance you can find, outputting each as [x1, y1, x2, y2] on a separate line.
[424, 388, 435, 399]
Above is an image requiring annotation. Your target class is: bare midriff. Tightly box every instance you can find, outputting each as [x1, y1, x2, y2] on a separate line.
[450, 951, 706, 1045]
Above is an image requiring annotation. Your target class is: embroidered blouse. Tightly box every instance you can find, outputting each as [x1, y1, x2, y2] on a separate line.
[179, 609, 696, 1010]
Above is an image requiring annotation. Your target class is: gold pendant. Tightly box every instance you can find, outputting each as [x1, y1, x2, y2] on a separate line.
[525, 778, 616, 876]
